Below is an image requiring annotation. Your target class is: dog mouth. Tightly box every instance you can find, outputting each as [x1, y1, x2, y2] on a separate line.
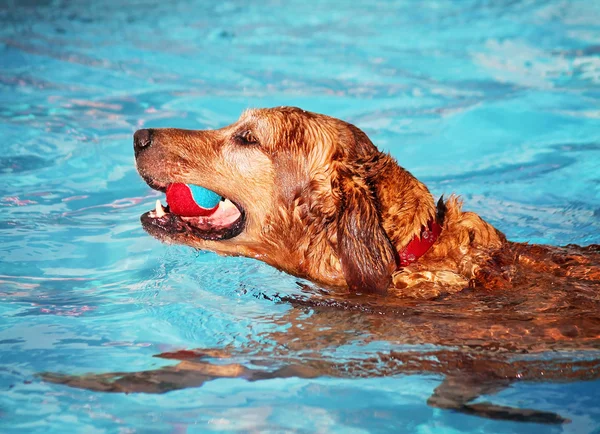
[140, 180, 246, 242]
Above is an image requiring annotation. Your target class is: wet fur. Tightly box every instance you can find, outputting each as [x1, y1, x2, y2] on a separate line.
[134, 106, 599, 297]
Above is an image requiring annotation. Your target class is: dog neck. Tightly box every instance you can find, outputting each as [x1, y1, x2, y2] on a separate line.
[373, 156, 438, 254]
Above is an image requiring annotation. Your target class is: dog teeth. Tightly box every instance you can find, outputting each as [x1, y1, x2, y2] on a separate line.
[154, 200, 166, 218]
[221, 199, 236, 211]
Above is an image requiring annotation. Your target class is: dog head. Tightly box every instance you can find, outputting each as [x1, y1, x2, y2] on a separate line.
[134, 107, 435, 293]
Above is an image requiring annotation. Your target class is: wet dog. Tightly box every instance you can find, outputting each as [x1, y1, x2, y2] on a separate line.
[43, 107, 600, 424]
[134, 106, 599, 298]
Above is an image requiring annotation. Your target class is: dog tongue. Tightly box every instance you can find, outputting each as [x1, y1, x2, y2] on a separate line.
[166, 183, 221, 217]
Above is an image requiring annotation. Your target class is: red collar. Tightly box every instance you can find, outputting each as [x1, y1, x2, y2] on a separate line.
[398, 219, 442, 267]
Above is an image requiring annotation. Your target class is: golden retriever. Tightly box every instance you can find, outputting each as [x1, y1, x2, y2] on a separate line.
[40, 107, 600, 425]
[133, 106, 599, 298]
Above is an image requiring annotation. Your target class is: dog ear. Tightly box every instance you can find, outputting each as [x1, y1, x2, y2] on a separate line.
[334, 167, 397, 294]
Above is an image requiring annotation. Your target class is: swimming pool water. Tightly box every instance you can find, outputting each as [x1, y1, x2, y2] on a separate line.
[1, 0, 600, 432]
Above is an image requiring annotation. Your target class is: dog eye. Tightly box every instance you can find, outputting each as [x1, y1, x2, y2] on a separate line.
[235, 130, 260, 145]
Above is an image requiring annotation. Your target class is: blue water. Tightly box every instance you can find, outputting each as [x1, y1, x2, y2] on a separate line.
[1, 0, 600, 432]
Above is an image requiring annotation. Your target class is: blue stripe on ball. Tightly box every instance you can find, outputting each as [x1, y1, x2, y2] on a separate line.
[189, 184, 222, 209]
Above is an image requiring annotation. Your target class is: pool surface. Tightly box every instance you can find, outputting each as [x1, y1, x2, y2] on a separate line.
[1, 0, 600, 432]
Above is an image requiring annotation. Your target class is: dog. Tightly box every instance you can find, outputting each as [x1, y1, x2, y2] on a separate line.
[42, 107, 600, 424]
[133, 106, 599, 298]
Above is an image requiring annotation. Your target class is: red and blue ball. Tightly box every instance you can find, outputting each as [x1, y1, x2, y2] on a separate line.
[166, 183, 221, 217]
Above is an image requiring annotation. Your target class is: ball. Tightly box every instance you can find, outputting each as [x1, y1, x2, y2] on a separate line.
[166, 183, 221, 217]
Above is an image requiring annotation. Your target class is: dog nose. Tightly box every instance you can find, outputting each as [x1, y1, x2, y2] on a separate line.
[134, 129, 153, 156]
